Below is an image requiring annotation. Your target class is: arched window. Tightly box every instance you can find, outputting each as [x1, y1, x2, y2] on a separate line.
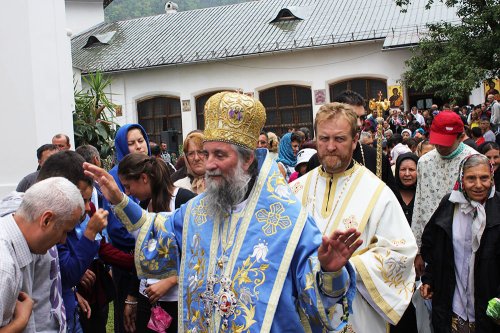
[329, 78, 387, 104]
[137, 96, 182, 144]
[259, 85, 313, 137]
[195, 91, 223, 130]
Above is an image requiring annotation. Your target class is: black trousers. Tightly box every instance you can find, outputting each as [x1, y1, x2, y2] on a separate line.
[112, 267, 136, 333]
[80, 303, 109, 333]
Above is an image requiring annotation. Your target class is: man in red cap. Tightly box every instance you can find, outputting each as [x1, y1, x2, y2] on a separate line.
[411, 111, 477, 276]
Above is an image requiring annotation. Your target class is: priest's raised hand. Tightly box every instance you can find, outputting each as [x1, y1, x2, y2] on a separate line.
[83, 162, 124, 205]
[318, 228, 362, 272]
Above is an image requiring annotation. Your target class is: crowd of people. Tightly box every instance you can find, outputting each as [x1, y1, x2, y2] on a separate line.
[1, 89, 499, 333]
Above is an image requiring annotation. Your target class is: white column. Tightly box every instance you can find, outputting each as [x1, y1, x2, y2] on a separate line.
[0, 0, 75, 196]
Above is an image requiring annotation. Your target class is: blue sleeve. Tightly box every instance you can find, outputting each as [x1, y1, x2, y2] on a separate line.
[105, 167, 137, 252]
[57, 231, 99, 289]
[114, 195, 185, 279]
[292, 216, 354, 332]
[103, 197, 136, 252]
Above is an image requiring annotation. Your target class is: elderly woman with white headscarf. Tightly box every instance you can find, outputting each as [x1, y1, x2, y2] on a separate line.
[420, 154, 500, 333]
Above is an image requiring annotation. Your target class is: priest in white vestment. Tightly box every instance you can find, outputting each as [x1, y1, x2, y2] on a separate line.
[291, 102, 417, 333]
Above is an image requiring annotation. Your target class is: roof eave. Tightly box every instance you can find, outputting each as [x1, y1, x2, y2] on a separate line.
[79, 37, 386, 75]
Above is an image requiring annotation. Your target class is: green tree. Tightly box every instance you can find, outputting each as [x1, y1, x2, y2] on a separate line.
[396, 0, 500, 101]
[73, 72, 119, 169]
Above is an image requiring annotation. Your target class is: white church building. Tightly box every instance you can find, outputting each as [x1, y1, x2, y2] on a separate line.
[71, 0, 482, 147]
[0, 0, 484, 195]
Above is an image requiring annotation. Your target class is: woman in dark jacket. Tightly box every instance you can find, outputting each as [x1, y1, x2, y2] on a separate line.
[395, 152, 419, 226]
[420, 154, 500, 333]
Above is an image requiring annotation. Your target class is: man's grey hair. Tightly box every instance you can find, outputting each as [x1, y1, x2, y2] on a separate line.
[17, 177, 84, 227]
[359, 131, 372, 143]
[233, 144, 258, 178]
[76, 145, 100, 164]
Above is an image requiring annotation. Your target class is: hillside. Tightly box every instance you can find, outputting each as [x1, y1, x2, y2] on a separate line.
[105, 0, 253, 21]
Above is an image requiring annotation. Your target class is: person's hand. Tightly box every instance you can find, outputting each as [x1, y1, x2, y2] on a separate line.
[84, 208, 108, 241]
[83, 162, 124, 205]
[76, 292, 91, 319]
[414, 254, 425, 278]
[13, 292, 34, 327]
[79, 269, 96, 291]
[123, 296, 137, 333]
[420, 284, 433, 300]
[318, 228, 363, 272]
[144, 277, 178, 304]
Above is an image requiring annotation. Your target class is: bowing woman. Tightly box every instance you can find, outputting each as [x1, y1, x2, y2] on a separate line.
[420, 154, 500, 333]
[118, 153, 196, 333]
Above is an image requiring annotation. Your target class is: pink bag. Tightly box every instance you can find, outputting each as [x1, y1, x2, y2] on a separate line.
[147, 305, 172, 333]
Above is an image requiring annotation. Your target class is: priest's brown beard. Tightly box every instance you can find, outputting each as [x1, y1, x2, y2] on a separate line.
[204, 160, 251, 223]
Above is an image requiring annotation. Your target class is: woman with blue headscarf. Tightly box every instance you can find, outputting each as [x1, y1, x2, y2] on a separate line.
[277, 132, 302, 181]
[104, 124, 151, 333]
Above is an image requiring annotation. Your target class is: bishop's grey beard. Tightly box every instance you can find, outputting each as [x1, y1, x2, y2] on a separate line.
[204, 161, 251, 223]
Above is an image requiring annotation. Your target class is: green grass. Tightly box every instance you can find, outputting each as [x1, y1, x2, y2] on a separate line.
[106, 302, 114, 332]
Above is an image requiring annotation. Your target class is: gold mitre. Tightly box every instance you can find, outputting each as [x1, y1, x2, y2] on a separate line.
[204, 91, 266, 150]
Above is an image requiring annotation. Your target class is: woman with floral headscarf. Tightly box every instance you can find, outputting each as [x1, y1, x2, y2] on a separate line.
[420, 154, 500, 333]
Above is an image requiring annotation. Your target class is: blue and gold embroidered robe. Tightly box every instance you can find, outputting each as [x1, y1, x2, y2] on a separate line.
[114, 154, 355, 332]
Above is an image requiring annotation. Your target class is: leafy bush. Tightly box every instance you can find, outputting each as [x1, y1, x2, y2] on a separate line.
[73, 72, 119, 170]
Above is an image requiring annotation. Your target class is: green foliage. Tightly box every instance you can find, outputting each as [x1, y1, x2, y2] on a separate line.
[73, 72, 119, 169]
[396, 0, 500, 102]
[105, 0, 251, 22]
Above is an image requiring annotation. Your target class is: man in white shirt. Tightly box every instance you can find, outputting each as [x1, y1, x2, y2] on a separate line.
[411, 107, 425, 126]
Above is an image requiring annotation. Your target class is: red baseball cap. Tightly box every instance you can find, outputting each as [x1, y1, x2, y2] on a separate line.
[429, 111, 464, 147]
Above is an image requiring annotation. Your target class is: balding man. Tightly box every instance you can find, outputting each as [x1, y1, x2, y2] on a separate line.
[52, 134, 71, 150]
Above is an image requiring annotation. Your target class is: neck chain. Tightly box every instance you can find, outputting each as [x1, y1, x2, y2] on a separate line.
[200, 212, 241, 330]
[310, 163, 357, 235]
[359, 144, 366, 166]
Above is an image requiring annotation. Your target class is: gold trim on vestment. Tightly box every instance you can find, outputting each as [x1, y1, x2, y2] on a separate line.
[321, 175, 338, 218]
[310, 258, 336, 331]
[178, 200, 194, 333]
[318, 165, 359, 219]
[135, 213, 178, 279]
[115, 195, 148, 232]
[356, 182, 385, 235]
[299, 308, 313, 333]
[327, 166, 364, 235]
[350, 256, 401, 324]
[261, 207, 309, 333]
[301, 170, 314, 207]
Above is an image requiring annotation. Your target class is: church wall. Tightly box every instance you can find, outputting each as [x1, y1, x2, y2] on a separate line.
[103, 41, 411, 140]
[0, 0, 75, 197]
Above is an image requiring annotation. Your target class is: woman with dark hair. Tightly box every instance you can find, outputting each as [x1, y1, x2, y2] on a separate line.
[395, 152, 419, 225]
[391, 152, 419, 333]
[478, 141, 500, 190]
[118, 153, 196, 333]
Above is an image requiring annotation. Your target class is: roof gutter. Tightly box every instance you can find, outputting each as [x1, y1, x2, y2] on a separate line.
[80, 38, 386, 75]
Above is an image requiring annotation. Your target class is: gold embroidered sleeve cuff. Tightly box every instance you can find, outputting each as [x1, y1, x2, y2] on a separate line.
[113, 194, 148, 232]
[318, 268, 350, 298]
